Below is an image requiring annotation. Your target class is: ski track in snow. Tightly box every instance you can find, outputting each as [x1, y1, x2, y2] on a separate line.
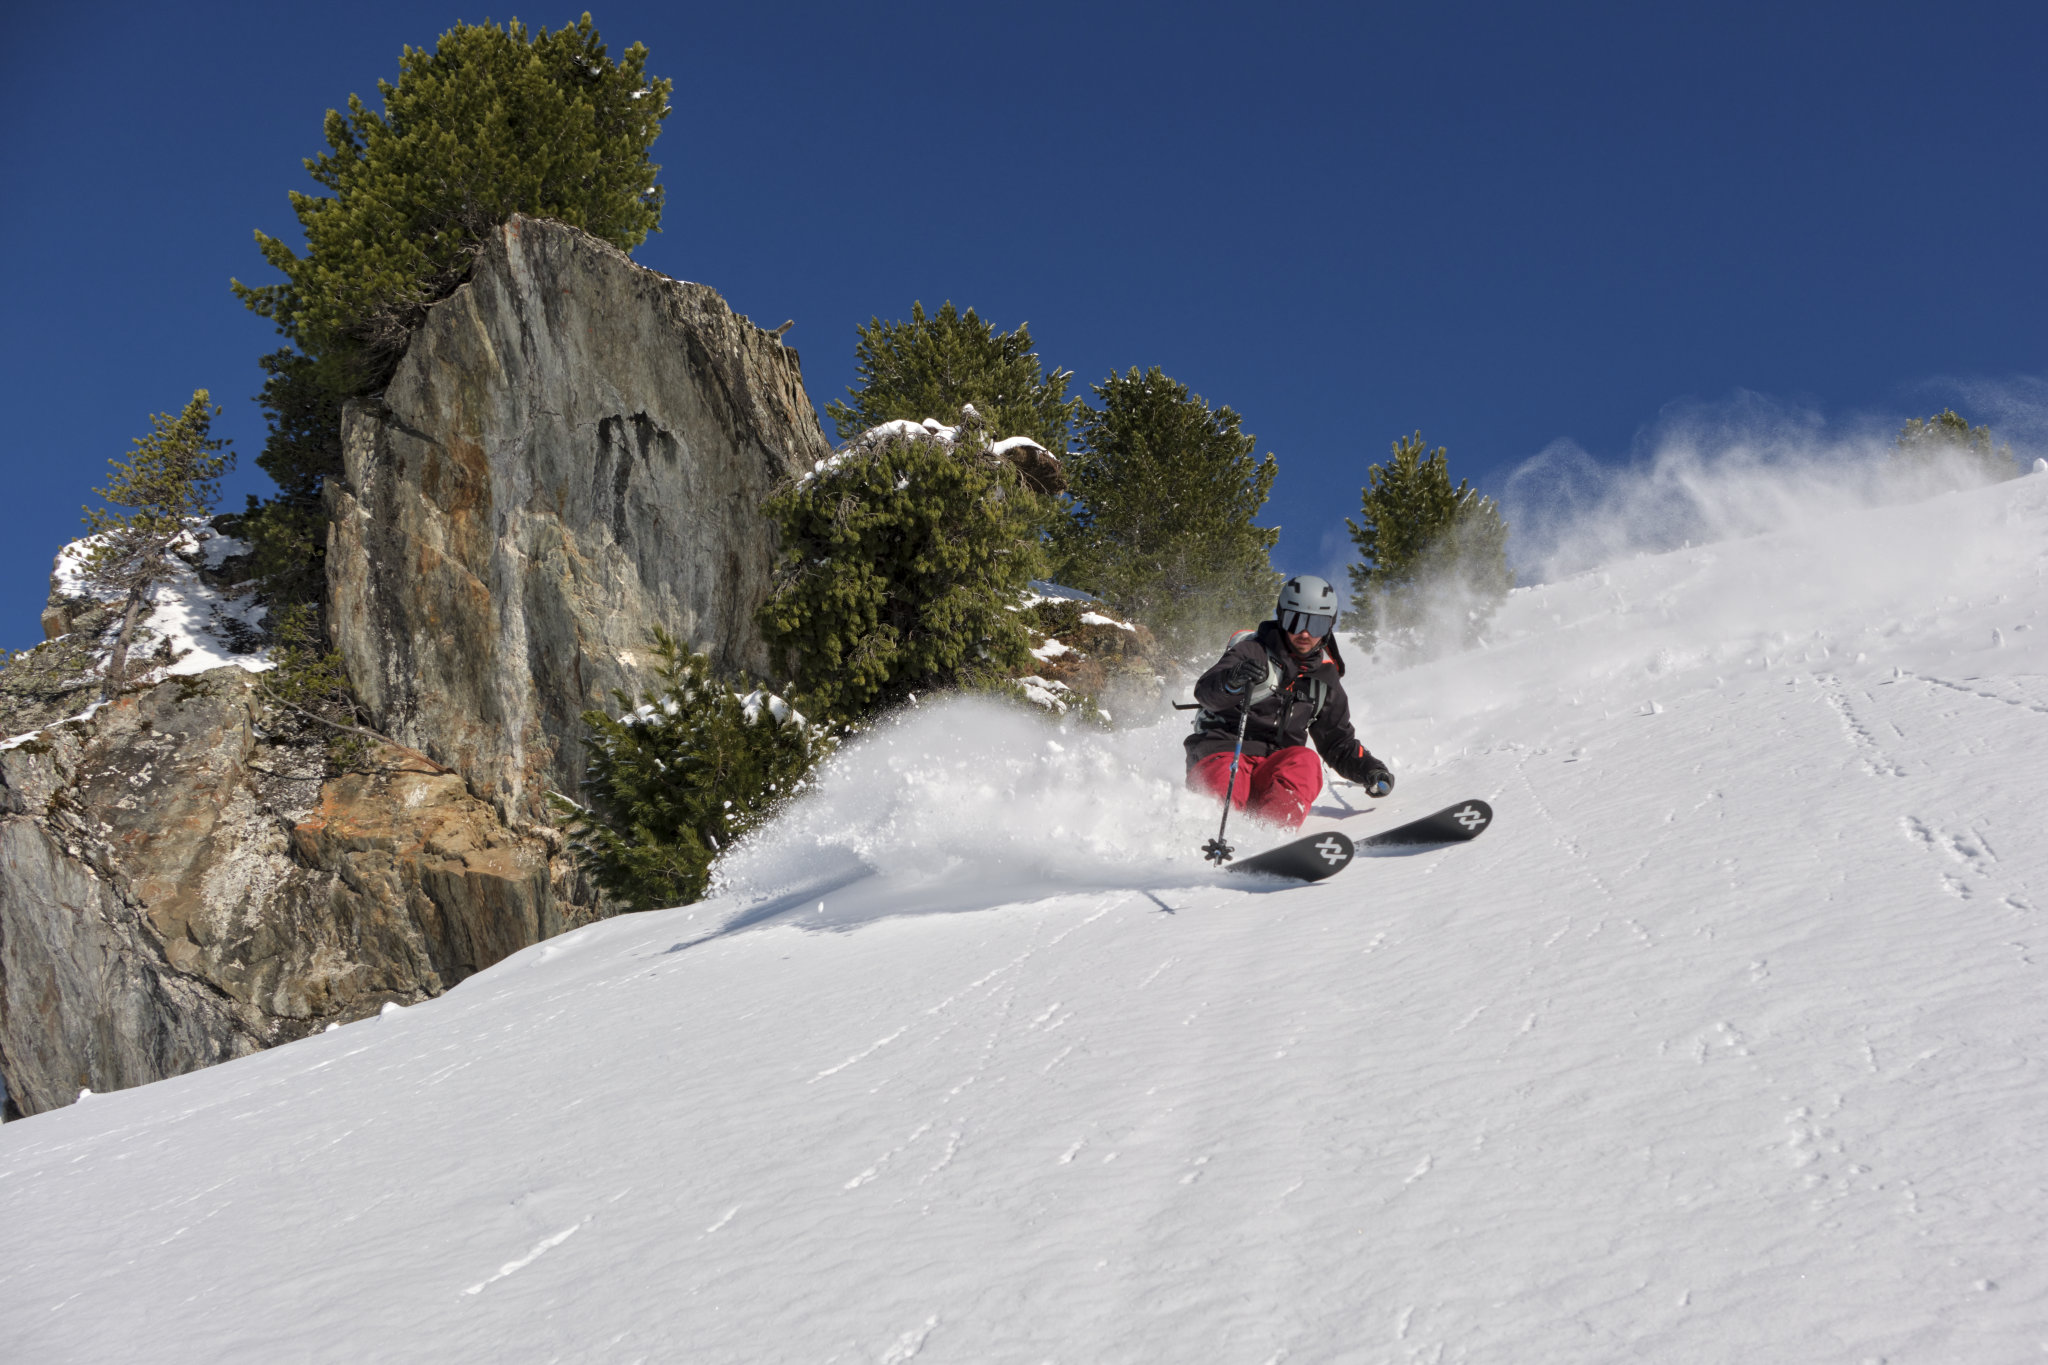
[3, 476, 2047, 1361]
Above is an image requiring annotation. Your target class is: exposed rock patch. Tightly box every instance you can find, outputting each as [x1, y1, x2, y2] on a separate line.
[0, 668, 586, 1117]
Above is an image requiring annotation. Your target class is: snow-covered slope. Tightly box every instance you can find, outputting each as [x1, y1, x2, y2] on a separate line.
[4, 476, 2045, 1363]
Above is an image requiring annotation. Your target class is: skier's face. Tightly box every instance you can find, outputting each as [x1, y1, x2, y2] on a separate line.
[1285, 626, 1323, 655]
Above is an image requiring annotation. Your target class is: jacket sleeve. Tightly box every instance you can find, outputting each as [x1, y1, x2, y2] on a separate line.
[1192, 636, 1269, 713]
[1312, 682, 1385, 781]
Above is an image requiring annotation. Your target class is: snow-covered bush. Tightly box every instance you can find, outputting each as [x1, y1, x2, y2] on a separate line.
[1888, 408, 2020, 491]
[1010, 588, 1161, 724]
[555, 630, 832, 912]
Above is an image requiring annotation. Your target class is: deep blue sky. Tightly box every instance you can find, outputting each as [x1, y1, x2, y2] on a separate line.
[4, 1, 2043, 650]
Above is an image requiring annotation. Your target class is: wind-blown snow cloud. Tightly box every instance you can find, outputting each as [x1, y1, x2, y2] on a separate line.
[1938, 372, 2048, 449]
[1500, 387, 2046, 586]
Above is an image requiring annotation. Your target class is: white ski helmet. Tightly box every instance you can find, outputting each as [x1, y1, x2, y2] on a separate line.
[1275, 574, 1338, 637]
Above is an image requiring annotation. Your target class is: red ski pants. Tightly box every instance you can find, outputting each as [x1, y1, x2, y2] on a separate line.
[1187, 746, 1323, 829]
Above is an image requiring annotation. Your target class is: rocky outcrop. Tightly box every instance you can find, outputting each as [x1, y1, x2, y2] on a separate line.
[0, 667, 583, 1118]
[3, 218, 823, 1116]
[327, 215, 831, 825]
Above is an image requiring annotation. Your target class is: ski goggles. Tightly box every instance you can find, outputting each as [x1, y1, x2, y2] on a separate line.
[1279, 610, 1336, 638]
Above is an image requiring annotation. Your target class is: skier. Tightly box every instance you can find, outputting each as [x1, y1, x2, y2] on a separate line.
[1185, 574, 1393, 828]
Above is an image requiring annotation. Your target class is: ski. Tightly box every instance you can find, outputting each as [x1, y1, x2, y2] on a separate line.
[1358, 798, 1494, 848]
[1225, 830, 1355, 883]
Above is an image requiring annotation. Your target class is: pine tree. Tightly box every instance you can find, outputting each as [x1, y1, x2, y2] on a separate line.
[1050, 367, 1279, 653]
[758, 426, 1043, 720]
[231, 14, 671, 614]
[233, 14, 670, 391]
[1890, 409, 2017, 487]
[239, 349, 345, 609]
[1346, 432, 1511, 653]
[824, 301, 1079, 453]
[556, 631, 830, 912]
[79, 392, 235, 693]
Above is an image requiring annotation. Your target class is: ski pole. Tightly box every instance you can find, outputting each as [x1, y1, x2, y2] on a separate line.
[1202, 702, 1253, 864]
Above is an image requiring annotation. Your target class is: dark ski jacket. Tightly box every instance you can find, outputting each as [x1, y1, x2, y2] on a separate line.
[1183, 620, 1385, 782]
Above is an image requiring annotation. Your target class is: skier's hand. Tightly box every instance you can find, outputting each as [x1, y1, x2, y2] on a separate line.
[1221, 655, 1266, 694]
[1337, 744, 1394, 796]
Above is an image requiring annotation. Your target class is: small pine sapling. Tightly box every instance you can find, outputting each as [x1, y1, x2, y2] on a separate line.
[1889, 409, 2017, 490]
[1346, 432, 1512, 655]
[79, 391, 234, 695]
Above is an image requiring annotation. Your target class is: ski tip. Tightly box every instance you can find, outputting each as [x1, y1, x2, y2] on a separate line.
[1356, 798, 1495, 850]
[1451, 799, 1492, 834]
[1224, 830, 1355, 883]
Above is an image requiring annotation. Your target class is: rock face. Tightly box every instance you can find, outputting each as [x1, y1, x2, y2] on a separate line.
[328, 215, 831, 825]
[0, 668, 580, 1118]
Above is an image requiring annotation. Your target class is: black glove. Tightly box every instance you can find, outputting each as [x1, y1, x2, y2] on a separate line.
[1221, 654, 1267, 693]
[1337, 743, 1393, 796]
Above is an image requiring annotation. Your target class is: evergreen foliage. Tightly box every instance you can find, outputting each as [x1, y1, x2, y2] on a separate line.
[239, 349, 346, 609]
[824, 302, 1080, 453]
[1890, 409, 2017, 486]
[234, 14, 670, 389]
[1345, 432, 1512, 653]
[79, 392, 234, 692]
[758, 430, 1043, 720]
[556, 630, 829, 912]
[261, 602, 356, 712]
[1050, 367, 1279, 653]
